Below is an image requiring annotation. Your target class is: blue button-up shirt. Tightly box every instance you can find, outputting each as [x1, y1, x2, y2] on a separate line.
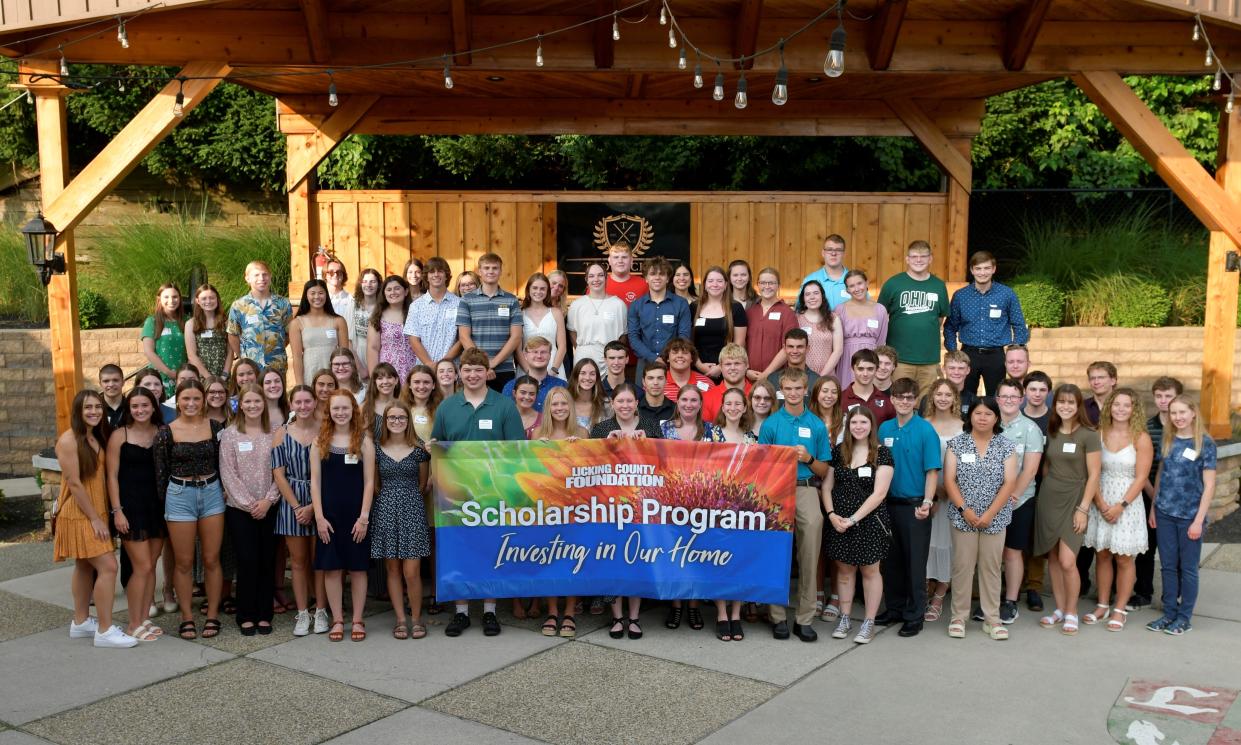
[758, 406, 832, 481]
[627, 293, 691, 363]
[944, 281, 1030, 350]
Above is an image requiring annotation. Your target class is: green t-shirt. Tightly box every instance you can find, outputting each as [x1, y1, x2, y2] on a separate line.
[140, 314, 187, 386]
[877, 273, 948, 365]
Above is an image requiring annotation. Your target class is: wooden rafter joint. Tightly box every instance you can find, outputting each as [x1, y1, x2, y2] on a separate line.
[733, 0, 764, 71]
[866, 0, 907, 72]
[1003, 0, 1053, 72]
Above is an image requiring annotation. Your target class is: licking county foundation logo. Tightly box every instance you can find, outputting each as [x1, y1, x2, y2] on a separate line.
[1109, 679, 1241, 744]
[593, 213, 655, 257]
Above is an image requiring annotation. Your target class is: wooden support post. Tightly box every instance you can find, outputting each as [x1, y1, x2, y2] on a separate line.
[287, 135, 319, 296]
[945, 137, 972, 283]
[1203, 106, 1241, 439]
[284, 95, 378, 190]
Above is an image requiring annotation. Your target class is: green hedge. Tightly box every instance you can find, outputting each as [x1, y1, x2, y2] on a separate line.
[1068, 274, 1171, 327]
[1010, 275, 1066, 328]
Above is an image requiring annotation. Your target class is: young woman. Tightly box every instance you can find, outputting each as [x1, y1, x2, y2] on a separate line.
[351, 268, 383, 380]
[711, 387, 756, 641]
[454, 271, 480, 296]
[311, 369, 339, 412]
[833, 270, 888, 387]
[673, 264, 698, 303]
[520, 272, 568, 379]
[273, 385, 324, 637]
[748, 380, 776, 435]
[329, 348, 366, 404]
[435, 359, 460, 401]
[528, 387, 587, 638]
[567, 262, 628, 369]
[402, 365, 442, 444]
[822, 406, 893, 645]
[219, 384, 280, 636]
[371, 400, 432, 640]
[796, 280, 844, 379]
[140, 282, 187, 392]
[923, 378, 964, 623]
[567, 359, 606, 430]
[261, 368, 291, 426]
[943, 398, 1018, 641]
[203, 377, 231, 424]
[55, 390, 136, 648]
[229, 358, 261, 411]
[728, 259, 759, 309]
[404, 257, 427, 300]
[368, 275, 417, 387]
[1147, 396, 1217, 636]
[810, 375, 845, 445]
[154, 379, 226, 640]
[185, 284, 232, 380]
[289, 279, 350, 388]
[547, 269, 570, 315]
[107, 387, 166, 642]
[161, 364, 201, 424]
[363, 362, 402, 440]
[1032, 384, 1102, 636]
[133, 368, 179, 613]
[512, 376, 543, 439]
[1083, 388, 1153, 631]
[311, 391, 376, 642]
[690, 266, 748, 379]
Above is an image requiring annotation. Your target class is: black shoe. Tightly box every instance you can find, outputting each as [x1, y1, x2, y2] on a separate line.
[239, 622, 257, 637]
[970, 606, 985, 622]
[771, 620, 790, 640]
[482, 611, 501, 636]
[792, 623, 818, 642]
[608, 617, 625, 639]
[1127, 595, 1152, 611]
[1000, 600, 1019, 625]
[445, 612, 471, 637]
[898, 620, 923, 637]
[873, 610, 901, 627]
[256, 622, 273, 635]
[665, 606, 683, 630]
[627, 618, 643, 640]
[1026, 590, 1044, 612]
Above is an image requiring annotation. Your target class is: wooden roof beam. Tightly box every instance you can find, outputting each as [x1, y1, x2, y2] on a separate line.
[286, 94, 379, 190]
[1075, 70, 1241, 249]
[298, 0, 331, 64]
[733, 0, 763, 71]
[451, 0, 472, 66]
[593, 0, 614, 69]
[1003, 0, 1053, 72]
[867, 0, 907, 72]
[886, 98, 972, 191]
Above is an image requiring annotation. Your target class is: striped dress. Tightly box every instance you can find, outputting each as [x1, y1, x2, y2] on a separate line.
[272, 432, 314, 537]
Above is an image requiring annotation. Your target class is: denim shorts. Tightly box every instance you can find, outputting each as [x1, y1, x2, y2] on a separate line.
[164, 479, 226, 522]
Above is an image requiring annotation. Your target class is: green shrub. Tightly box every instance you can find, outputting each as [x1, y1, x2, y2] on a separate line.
[0, 223, 50, 324]
[1011, 274, 1066, 328]
[77, 288, 109, 330]
[1069, 274, 1171, 327]
[1167, 283, 1205, 326]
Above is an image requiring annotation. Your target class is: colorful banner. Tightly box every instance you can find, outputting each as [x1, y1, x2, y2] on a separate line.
[431, 439, 797, 604]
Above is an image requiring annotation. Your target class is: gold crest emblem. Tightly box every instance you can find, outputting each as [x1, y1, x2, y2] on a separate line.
[593, 213, 655, 257]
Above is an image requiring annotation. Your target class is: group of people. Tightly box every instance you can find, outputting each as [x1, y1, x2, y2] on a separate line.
[52, 236, 1217, 649]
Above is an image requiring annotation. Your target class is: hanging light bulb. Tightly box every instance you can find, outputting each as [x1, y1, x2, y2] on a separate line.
[443, 57, 454, 89]
[713, 71, 725, 101]
[678, 47, 687, 70]
[25, 90, 32, 105]
[824, 23, 847, 77]
[1206, 48, 1214, 67]
[613, 13, 620, 41]
[693, 62, 703, 89]
[734, 74, 748, 109]
[327, 71, 338, 107]
[118, 77, 126, 92]
[173, 79, 185, 118]
[1193, 23, 1201, 42]
[536, 35, 545, 67]
[58, 48, 69, 78]
[669, 26, 677, 48]
[1229, 92, 1236, 114]
[660, 4, 667, 25]
[1215, 69, 1223, 91]
[772, 66, 789, 106]
[117, 20, 129, 49]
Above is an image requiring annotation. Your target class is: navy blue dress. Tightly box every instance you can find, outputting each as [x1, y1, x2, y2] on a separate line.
[314, 446, 372, 571]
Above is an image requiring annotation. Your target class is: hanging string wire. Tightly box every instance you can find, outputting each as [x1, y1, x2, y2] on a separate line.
[1193, 14, 1236, 113]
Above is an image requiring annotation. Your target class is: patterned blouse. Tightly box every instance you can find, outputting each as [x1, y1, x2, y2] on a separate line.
[226, 293, 294, 372]
[660, 420, 725, 442]
[946, 431, 1017, 534]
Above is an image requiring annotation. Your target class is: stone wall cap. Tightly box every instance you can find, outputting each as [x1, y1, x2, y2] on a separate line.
[32, 451, 59, 472]
[1217, 440, 1241, 459]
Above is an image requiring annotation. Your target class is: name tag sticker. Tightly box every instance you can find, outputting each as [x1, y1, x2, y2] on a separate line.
[1015, 445, 1025, 454]
[414, 415, 428, 424]
[848, 403, 859, 411]
[961, 453, 977, 463]
[798, 427, 812, 439]
[478, 419, 493, 430]
[840, 289, 850, 298]
[662, 314, 675, 324]
[161, 327, 172, 337]
[497, 307, 509, 318]
[325, 328, 337, 338]
[601, 312, 614, 321]
[768, 312, 781, 321]
[1063, 442, 1077, 454]
[1183, 448, 1199, 461]
[858, 466, 873, 478]
[344, 453, 359, 465]
[238, 441, 253, 453]
[866, 319, 879, 329]
[884, 437, 894, 447]
[776, 391, 785, 400]
[695, 317, 707, 327]
[200, 330, 213, 338]
[696, 380, 709, 392]
[927, 293, 939, 302]
[989, 308, 1003, 318]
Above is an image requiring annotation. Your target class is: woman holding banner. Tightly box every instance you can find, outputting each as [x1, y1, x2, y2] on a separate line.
[534, 387, 587, 638]
[712, 387, 758, 641]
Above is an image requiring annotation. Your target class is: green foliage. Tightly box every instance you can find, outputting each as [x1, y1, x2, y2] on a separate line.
[0, 223, 49, 324]
[1010, 275, 1065, 328]
[77, 288, 108, 330]
[1068, 275, 1171, 327]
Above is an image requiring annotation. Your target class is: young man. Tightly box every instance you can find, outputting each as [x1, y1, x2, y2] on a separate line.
[1005, 344, 1031, 382]
[662, 338, 711, 402]
[1019, 370, 1053, 611]
[227, 260, 294, 373]
[799, 234, 850, 310]
[746, 267, 798, 381]
[502, 337, 566, 412]
[627, 257, 691, 381]
[873, 345, 898, 393]
[943, 251, 1030, 397]
[600, 341, 631, 401]
[766, 329, 818, 403]
[994, 378, 1045, 625]
[840, 349, 894, 424]
[1134, 376, 1185, 609]
[456, 253, 523, 392]
[407, 256, 461, 366]
[878, 240, 949, 394]
[702, 343, 751, 422]
[941, 350, 975, 415]
[1083, 361, 1118, 425]
[758, 368, 831, 642]
[431, 348, 525, 637]
[637, 359, 675, 423]
[99, 364, 126, 429]
[874, 377, 941, 637]
[604, 242, 648, 306]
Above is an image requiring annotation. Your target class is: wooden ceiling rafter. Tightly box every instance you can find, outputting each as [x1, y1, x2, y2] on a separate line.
[593, 0, 614, 69]
[866, 0, 907, 72]
[451, 0, 472, 66]
[733, 0, 763, 71]
[1003, 0, 1054, 72]
[297, 0, 331, 64]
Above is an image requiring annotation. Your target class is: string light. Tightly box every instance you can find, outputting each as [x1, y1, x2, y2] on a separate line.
[1207, 48, 1214, 67]
[773, 68, 789, 106]
[327, 70, 338, 107]
[172, 78, 185, 117]
[117, 19, 129, 49]
[1189, 13, 1237, 117]
[734, 73, 748, 109]
[712, 66, 725, 101]
[442, 56, 453, 89]
[660, 4, 667, 25]
[536, 35, 544, 67]
[669, 26, 677, 48]
[825, 21, 846, 77]
[1193, 23, 1201, 42]
[678, 47, 687, 69]
[1215, 69, 1223, 91]
[612, 12, 620, 41]
[58, 47, 69, 78]
[693, 60, 703, 89]
[1228, 92, 1235, 114]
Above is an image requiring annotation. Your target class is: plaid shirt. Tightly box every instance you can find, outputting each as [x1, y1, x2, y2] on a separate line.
[404, 291, 461, 362]
[456, 288, 523, 373]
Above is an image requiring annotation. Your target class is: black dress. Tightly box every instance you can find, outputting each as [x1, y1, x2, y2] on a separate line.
[824, 444, 893, 566]
[314, 446, 372, 571]
[689, 301, 748, 364]
[116, 430, 165, 541]
[370, 446, 432, 560]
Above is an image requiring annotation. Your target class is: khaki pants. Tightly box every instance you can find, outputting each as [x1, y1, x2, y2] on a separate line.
[950, 528, 1005, 626]
[769, 485, 824, 626]
[893, 363, 940, 396]
[1023, 553, 1046, 593]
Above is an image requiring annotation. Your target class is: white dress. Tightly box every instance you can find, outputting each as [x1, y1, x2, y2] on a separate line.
[523, 309, 564, 379]
[926, 431, 956, 582]
[567, 294, 627, 369]
[1084, 442, 1149, 556]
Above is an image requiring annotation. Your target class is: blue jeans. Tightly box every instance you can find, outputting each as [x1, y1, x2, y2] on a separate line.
[1155, 508, 1203, 623]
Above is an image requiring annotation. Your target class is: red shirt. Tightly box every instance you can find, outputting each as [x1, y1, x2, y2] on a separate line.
[702, 379, 752, 423]
[665, 370, 712, 404]
[840, 384, 895, 424]
[745, 300, 798, 374]
[606, 275, 649, 306]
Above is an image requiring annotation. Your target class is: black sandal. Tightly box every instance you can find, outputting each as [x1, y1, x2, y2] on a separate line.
[256, 622, 273, 636]
[239, 622, 257, 637]
[178, 620, 198, 640]
[730, 619, 745, 641]
[716, 619, 733, 641]
[201, 618, 222, 639]
[627, 617, 643, 640]
[541, 614, 560, 637]
[665, 606, 683, 629]
[688, 607, 705, 630]
[609, 617, 626, 639]
[221, 597, 237, 615]
[559, 615, 577, 638]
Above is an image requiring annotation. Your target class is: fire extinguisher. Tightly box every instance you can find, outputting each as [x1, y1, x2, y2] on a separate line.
[313, 245, 330, 280]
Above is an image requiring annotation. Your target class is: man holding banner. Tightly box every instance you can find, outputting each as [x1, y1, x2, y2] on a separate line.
[758, 367, 832, 642]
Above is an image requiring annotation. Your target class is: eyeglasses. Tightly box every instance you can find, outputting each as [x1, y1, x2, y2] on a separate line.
[325, 270, 343, 276]
[997, 394, 1022, 400]
[891, 394, 917, 401]
[386, 415, 409, 422]
[757, 280, 780, 286]
[331, 362, 352, 368]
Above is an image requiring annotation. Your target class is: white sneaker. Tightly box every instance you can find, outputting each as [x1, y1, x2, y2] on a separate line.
[93, 625, 139, 648]
[293, 610, 311, 637]
[69, 617, 99, 638]
[313, 608, 330, 634]
[148, 603, 160, 618]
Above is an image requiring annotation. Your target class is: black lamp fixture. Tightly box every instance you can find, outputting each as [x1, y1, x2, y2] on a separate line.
[21, 212, 64, 286]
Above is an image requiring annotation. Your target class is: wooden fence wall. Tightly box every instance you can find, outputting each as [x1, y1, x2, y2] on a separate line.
[300, 191, 958, 297]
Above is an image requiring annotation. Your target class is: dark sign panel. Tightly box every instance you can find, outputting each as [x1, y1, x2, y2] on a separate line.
[556, 202, 691, 294]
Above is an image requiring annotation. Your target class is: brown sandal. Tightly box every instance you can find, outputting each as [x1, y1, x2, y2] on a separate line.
[328, 620, 345, 642]
[393, 621, 409, 640]
[410, 622, 427, 639]
[351, 620, 367, 642]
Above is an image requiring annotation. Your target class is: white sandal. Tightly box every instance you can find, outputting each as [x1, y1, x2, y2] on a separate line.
[1083, 603, 1109, 625]
[1106, 608, 1128, 632]
[820, 594, 841, 622]
[1039, 609, 1064, 628]
[1061, 614, 1080, 635]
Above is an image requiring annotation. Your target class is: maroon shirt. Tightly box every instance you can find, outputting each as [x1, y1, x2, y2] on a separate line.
[840, 384, 895, 424]
[745, 300, 798, 373]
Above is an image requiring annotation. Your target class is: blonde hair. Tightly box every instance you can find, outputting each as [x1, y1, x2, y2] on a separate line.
[534, 387, 587, 440]
[1099, 387, 1147, 445]
[921, 378, 961, 421]
[233, 383, 271, 434]
[1163, 394, 1205, 456]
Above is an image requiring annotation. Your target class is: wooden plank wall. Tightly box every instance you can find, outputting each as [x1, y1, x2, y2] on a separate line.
[308, 191, 953, 298]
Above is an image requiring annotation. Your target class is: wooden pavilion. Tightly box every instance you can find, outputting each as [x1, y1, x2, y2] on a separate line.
[1, 0, 1239, 437]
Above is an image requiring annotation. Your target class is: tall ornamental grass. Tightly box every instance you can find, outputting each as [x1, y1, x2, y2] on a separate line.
[0, 223, 50, 324]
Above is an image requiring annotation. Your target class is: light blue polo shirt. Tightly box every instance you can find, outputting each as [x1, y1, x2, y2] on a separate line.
[877, 413, 941, 501]
[999, 414, 1045, 508]
[758, 406, 832, 481]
